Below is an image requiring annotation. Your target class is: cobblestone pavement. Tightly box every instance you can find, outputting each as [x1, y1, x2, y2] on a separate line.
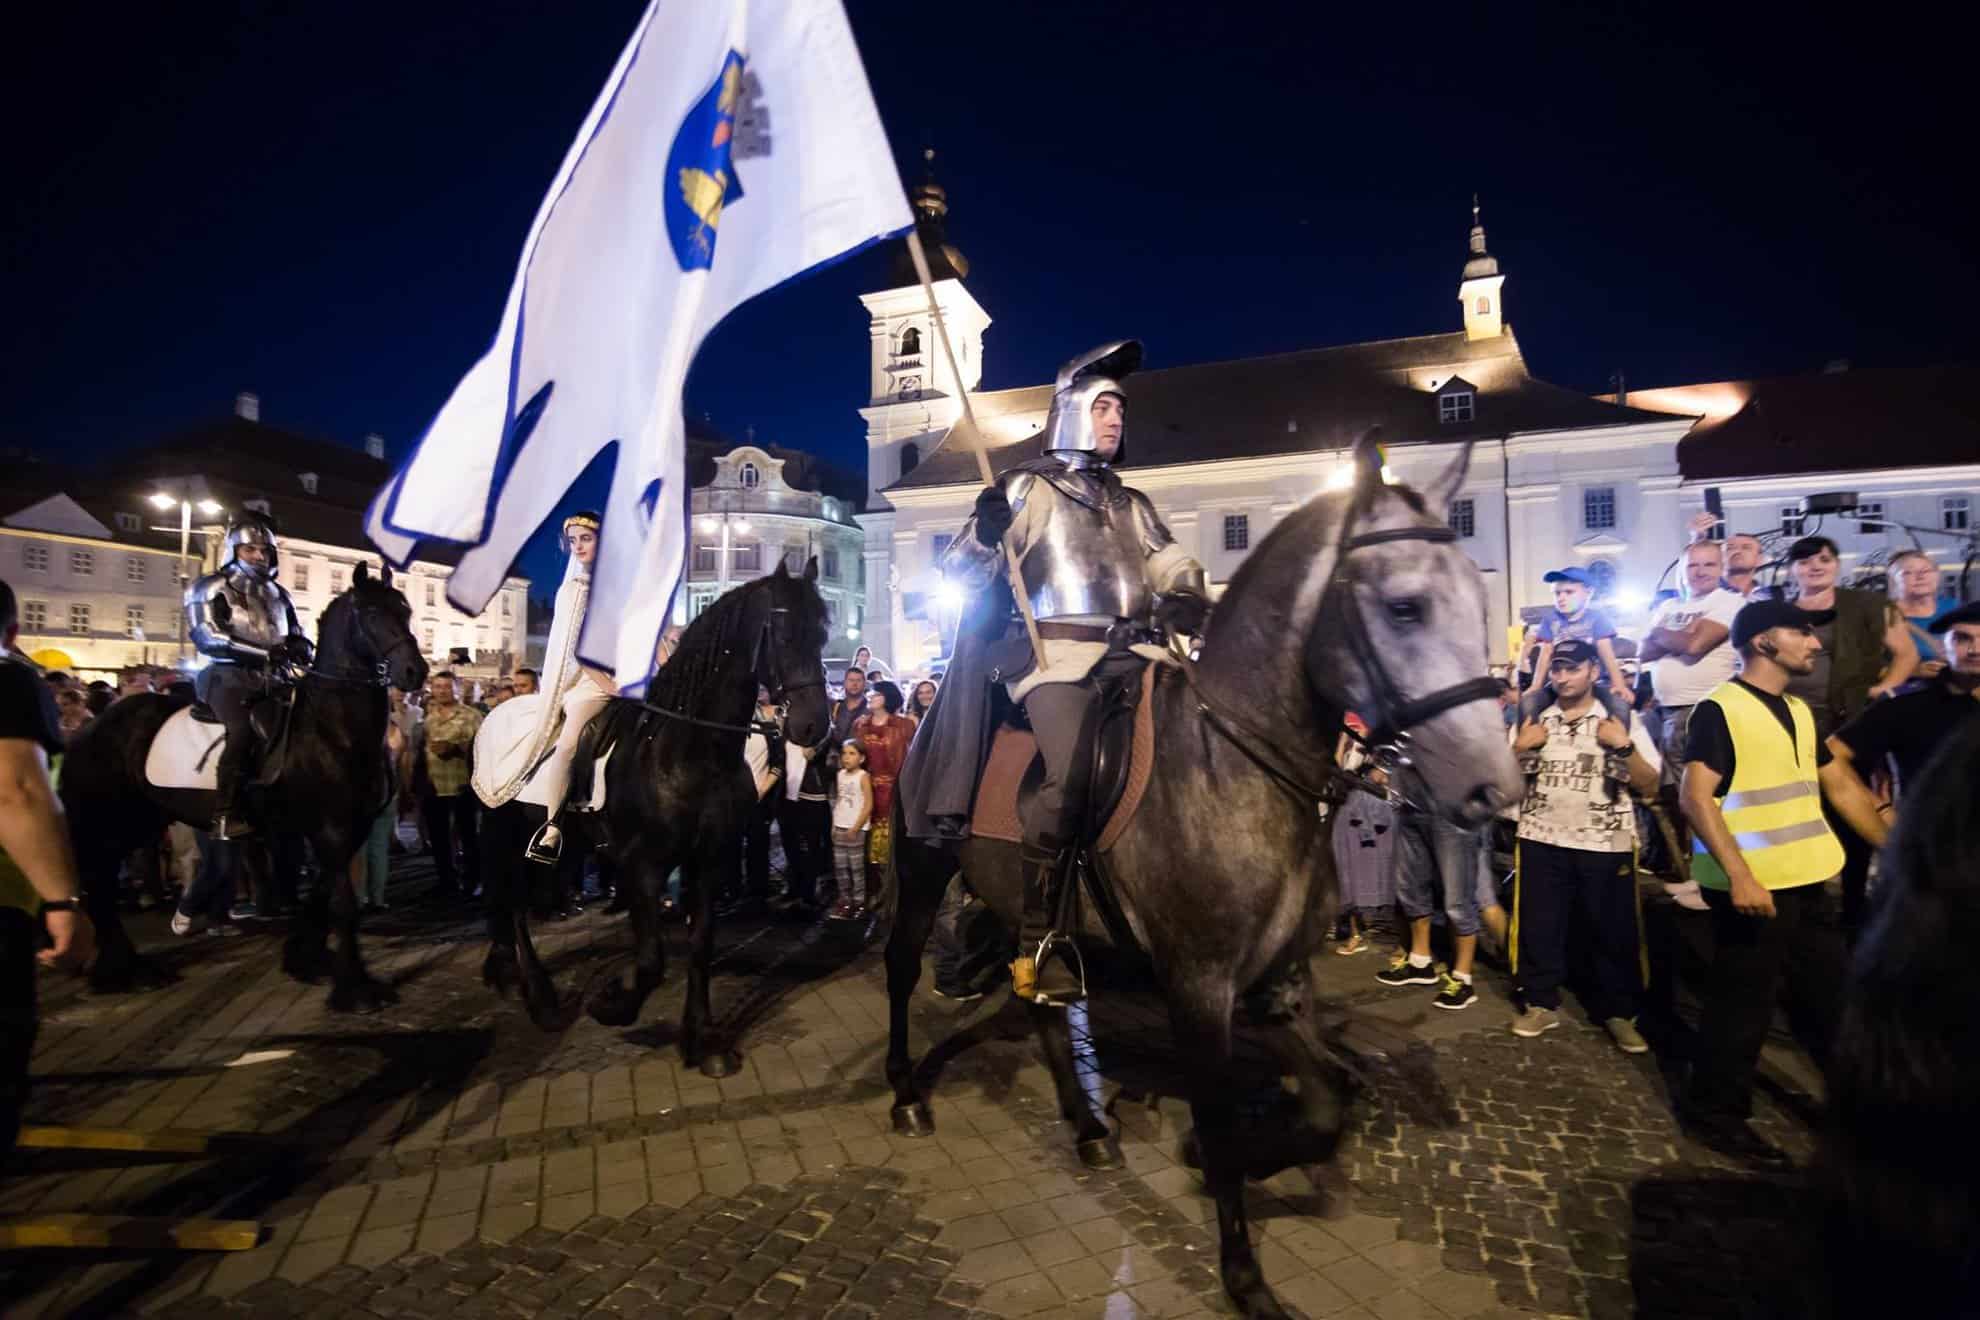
[1, 858, 1826, 1319]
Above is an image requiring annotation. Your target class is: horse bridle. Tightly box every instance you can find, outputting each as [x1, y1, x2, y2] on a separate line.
[640, 596, 823, 740]
[1185, 494, 1501, 805]
[303, 598, 421, 687]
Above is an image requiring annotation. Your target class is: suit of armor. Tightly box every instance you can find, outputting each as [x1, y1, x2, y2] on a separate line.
[941, 341, 1209, 1004]
[184, 517, 310, 837]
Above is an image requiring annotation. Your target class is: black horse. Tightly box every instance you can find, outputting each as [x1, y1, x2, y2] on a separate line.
[886, 438, 1523, 1318]
[482, 561, 831, 1076]
[61, 565, 427, 1010]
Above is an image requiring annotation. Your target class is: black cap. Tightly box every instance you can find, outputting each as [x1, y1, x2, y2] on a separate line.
[1548, 638, 1598, 666]
[1731, 599, 1832, 651]
[1929, 601, 1980, 634]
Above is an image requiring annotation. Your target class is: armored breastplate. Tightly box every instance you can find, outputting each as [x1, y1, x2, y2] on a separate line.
[1014, 471, 1153, 622]
[221, 571, 288, 647]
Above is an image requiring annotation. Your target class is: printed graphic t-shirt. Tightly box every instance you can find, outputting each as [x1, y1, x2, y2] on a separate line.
[1515, 704, 1661, 853]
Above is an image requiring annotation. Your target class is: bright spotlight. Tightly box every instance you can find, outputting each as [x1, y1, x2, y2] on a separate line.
[935, 581, 966, 612]
[197, 499, 223, 516]
[695, 517, 717, 533]
[148, 492, 176, 510]
[733, 519, 752, 535]
[1324, 465, 1353, 491]
[1612, 589, 1649, 613]
[845, 626, 860, 640]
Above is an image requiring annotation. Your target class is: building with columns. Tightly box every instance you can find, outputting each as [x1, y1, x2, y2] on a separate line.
[854, 178, 1978, 673]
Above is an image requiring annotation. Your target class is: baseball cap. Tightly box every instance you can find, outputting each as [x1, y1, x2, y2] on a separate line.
[1548, 638, 1598, 666]
[1543, 567, 1594, 587]
[1730, 599, 1833, 651]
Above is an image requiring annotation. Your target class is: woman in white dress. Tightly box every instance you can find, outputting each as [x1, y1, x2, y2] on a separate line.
[472, 511, 615, 862]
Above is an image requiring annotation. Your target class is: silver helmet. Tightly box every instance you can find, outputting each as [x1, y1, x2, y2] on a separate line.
[223, 514, 280, 578]
[1042, 340, 1141, 462]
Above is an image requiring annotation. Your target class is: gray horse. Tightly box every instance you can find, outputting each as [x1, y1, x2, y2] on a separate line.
[885, 435, 1522, 1319]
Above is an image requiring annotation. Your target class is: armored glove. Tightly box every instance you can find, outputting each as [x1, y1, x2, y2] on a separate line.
[973, 486, 1013, 547]
[1154, 592, 1209, 638]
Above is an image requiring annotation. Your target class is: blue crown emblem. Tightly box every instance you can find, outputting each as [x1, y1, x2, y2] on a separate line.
[664, 51, 769, 272]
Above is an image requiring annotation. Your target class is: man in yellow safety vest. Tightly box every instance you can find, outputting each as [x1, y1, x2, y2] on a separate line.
[1676, 598, 1887, 1164]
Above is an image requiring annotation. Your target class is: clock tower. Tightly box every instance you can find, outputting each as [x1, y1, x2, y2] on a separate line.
[858, 150, 990, 505]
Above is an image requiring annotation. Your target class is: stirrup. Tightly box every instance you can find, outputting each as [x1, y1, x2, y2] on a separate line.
[524, 821, 563, 865]
[1012, 932, 1086, 1008]
[209, 810, 254, 840]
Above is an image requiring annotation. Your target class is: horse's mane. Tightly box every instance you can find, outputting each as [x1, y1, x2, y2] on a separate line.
[644, 576, 766, 712]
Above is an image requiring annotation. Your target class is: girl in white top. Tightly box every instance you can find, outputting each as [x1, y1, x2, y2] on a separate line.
[830, 740, 872, 919]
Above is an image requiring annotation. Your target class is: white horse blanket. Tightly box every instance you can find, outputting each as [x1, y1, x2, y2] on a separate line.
[143, 707, 228, 791]
[471, 693, 609, 811]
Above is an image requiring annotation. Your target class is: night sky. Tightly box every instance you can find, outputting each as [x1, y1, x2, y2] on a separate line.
[5, 1, 1973, 591]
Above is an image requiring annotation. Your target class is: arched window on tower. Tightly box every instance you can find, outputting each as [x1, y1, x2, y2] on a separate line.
[1475, 296, 1492, 316]
[739, 461, 760, 490]
[899, 442, 920, 477]
[899, 327, 921, 356]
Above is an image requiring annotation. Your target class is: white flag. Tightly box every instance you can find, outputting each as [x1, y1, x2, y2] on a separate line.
[366, 0, 910, 691]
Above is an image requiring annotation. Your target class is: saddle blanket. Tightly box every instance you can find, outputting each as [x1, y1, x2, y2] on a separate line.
[144, 707, 227, 791]
[971, 662, 1159, 850]
[472, 693, 610, 811]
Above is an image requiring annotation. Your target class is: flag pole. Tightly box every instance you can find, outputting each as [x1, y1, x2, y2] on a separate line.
[903, 229, 1046, 669]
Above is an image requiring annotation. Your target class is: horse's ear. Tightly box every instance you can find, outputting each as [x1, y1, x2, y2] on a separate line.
[354, 562, 371, 588]
[380, 563, 394, 588]
[772, 559, 789, 580]
[803, 555, 819, 583]
[1351, 427, 1385, 500]
[1422, 441, 1474, 511]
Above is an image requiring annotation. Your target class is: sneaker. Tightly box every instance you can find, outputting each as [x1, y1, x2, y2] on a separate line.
[170, 910, 203, 937]
[1375, 954, 1440, 987]
[228, 902, 260, 922]
[1510, 1005, 1561, 1037]
[1333, 933, 1369, 956]
[1433, 973, 1477, 1011]
[931, 984, 983, 1004]
[1679, 1115, 1790, 1168]
[1606, 1017, 1650, 1054]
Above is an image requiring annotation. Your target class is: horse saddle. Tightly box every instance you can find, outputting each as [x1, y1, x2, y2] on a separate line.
[970, 661, 1159, 850]
[145, 699, 291, 792]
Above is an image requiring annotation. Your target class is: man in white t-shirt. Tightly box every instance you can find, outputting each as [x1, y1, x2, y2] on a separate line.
[1639, 541, 1744, 895]
[1509, 640, 1662, 1051]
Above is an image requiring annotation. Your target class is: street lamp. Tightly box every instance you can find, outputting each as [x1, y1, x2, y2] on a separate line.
[693, 509, 754, 597]
[151, 491, 225, 658]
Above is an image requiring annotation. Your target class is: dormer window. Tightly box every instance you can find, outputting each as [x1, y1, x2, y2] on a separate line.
[898, 326, 921, 356]
[299, 472, 319, 495]
[739, 461, 760, 490]
[115, 512, 141, 532]
[1439, 388, 1475, 424]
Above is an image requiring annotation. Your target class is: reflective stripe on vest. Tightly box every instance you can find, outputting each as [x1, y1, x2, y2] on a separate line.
[1691, 681, 1844, 891]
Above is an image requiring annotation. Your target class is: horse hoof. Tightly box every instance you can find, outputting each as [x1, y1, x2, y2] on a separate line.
[1075, 1136, 1121, 1170]
[699, 1051, 742, 1080]
[90, 953, 176, 995]
[525, 982, 563, 1033]
[586, 986, 638, 1028]
[482, 950, 519, 998]
[1228, 1284, 1293, 1320]
[329, 976, 395, 1015]
[891, 1103, 935, 1137]
[1178, 1130, 1202, 1170]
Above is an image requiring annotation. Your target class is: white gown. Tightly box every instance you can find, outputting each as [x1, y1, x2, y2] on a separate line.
[473, 557, 613, 811]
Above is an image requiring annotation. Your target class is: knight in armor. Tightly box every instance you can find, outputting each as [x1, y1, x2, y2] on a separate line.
[941, 341, 1209, 1005]
[184, 512, 312, 838]
[513, 513, 615, 863]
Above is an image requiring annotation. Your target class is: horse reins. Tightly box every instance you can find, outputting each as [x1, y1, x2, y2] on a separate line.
[636, 601, 823, 741]
[1183, 491, 1501, 807]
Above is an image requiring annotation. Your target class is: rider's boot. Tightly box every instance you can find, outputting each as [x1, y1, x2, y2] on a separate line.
[525, 815, 564, 865]
[210, 760, 255, 840]
[1012, 835, 1084, 1007]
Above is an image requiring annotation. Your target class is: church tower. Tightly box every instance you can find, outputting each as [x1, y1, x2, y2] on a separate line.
[857, 150, 991, 504]
[1459, 197, 1506, 341]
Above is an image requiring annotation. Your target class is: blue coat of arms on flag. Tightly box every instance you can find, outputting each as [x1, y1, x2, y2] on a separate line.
[665, 51, 763, 270]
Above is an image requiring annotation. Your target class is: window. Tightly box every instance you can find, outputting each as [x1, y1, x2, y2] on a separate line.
[784, 546, 806, 573]
[1780, 505, 1806, 536]
[1475, 295, 1492, 316]
[1439, 390, 1475, 424]
[688, 588, 718, 619]
[69, 603, 91, 635]
[115, 512, 141, 532]
[1447, 498, 1476, 539]
[899, 326, 921, 356]
[1943, 496, 1971, 532]
[330, 567, 345, 595]
[126, 604, 145, 638]
[421, 625, 436, 653]
[738, 462, 760, 490]
[823, 548, 840, 580]
[1222, 514, 1250, 552]
[1854, 501, 1885, 534]
[71, 549, 95, 576]
[293, 561, 309, 591]
[21, 543, 48, 573]
[23, 600, 47, 631]
[501, 594, 512, 617]
[898, 441, 920, 477]
[425, 581, 437, 606]
[732, 542, 761, 573]
[1583, 487, 1617, 531]
[299, 472, 319, 495]
[931, 532, 954, 563]
[126, 556, 147, 583]
[692, 545, 717, 574]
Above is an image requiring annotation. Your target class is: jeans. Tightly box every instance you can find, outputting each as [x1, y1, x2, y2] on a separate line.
[180, 836, 237, 922]
[1511, 840, 1642, 1019]
[420, 791, 480, 894]
[1395, 809, 1483, 937]
[1683, 882, 1845, 1123]
[358, 798, 395, 906]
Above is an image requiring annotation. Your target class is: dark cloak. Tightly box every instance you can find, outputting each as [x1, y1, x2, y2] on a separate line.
[899, 568, 1028, 841]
